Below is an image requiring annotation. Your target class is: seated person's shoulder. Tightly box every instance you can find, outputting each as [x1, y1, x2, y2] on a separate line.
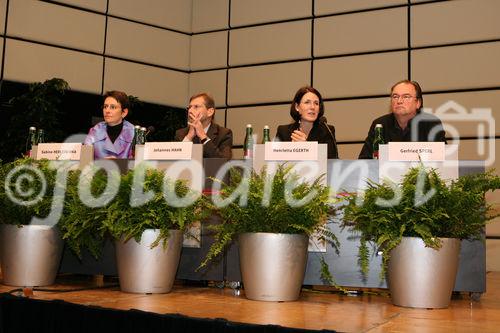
[87, 121, 106, 135]
[212, 123, 232, 138]
[175, 126, 187, 134]
[123, 120, 135, 129]
[174, 126, 188, 140]
[417, 111, 442, 122]
[373, 113, 392, 123]
[277, 123, 295, 132]
[91, 121, 106, 130]
[218, 123, 232, 133]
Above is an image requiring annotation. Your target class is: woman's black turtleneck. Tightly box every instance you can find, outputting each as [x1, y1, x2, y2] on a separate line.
[107, 122, 123, 143]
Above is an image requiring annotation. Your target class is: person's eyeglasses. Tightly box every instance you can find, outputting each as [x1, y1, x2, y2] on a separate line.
[301, 100, 320, 106]
[102, 104, 121, 110]
[187, 104, 206, 111]
[391, 94, 417, 102]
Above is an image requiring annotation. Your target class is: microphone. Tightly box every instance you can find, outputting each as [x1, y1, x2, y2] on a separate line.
[319, 116, 338, 158]
[145, 126, 155, 137]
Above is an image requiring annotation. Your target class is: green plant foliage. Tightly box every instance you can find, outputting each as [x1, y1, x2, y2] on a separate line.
[0, 157, 115, 260]
[200, 164, 338, 269]
[341, 165, 500, 279]
[103, 165, 209, 249]
[59, 168, 112, 259]
[3, 78, 70, 160]
[0, 157, 62, 225]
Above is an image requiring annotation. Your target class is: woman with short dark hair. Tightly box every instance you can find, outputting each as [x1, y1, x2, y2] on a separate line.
[84, 90, 135, 159]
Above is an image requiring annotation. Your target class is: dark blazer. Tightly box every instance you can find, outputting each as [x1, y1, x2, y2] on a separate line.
[275, 122, 339, 159]
[175, 122, 233, 159]
[358, 111, 446, 159]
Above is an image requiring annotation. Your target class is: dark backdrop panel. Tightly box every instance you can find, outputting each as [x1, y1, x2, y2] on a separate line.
[0, 80, 187, 162]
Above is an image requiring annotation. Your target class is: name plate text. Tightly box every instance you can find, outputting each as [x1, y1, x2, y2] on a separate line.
[37, 143, 82, 160]
[265, 142, 318, 161]
[388, 142, 445, 161]
[143, 142, 193, 160]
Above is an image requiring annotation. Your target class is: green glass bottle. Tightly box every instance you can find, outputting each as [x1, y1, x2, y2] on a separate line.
[133, 125, 140, 143]
[26, 126, 37, 157]
[372, 124, 384, 159]
[243, 124, 253, 159]
[36, 129, 45, 144]
[132, 125, 140, 158]
[261, 125, 270, 144]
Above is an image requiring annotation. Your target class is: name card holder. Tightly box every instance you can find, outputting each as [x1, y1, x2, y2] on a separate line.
[379, 142, 459, 184]
[34, 143, 82, 161]
[142, 142, 193, 160]
[264, 141, 319, 161]
[387, 142, 445, 161]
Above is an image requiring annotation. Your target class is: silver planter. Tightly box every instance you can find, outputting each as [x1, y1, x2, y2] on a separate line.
[239, 232, 309, 302]
[0, 224, 63, 287]
[115, 229, 183, 294]
[387, 236, 461, 309]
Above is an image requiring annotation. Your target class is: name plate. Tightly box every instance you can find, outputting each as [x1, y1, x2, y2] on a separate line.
[388, 142, 445, 161]
[37, 143, 82, 160]
[264, 142, 318, 161]
[143, 142, 193, 160]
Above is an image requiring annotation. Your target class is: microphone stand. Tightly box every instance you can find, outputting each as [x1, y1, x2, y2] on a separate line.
[320, 118, 339, 159]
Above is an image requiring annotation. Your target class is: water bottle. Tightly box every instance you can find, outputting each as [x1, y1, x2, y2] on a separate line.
[135, 126, 144, 145]
[132, 125, 140, 158]
[243, 124, 253, 159]
[140, 127, 147, 144]
[133, 125, 140, 143]
[261, 125, 270, 144]
[26, 126, 37, 157]
[372, 124, 384, 159]
[36, 129, 45, 144]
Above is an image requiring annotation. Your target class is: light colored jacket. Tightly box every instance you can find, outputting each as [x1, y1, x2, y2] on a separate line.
[84, 120, 134, 159]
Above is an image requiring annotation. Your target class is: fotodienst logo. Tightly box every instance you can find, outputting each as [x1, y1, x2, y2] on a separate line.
[421, 100, 495, 167]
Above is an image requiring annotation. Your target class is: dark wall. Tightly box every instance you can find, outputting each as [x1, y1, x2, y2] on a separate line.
[0, 80, 187, 162]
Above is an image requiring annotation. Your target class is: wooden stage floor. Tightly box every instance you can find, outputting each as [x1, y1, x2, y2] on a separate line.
[1, 272, 500, 332]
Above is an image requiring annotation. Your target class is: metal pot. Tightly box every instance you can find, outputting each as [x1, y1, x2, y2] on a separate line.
[0, 224, 63, 287]
[387, 236, 461, 308]
[115, 229, 183, 294]
[238, 232, 309, 302]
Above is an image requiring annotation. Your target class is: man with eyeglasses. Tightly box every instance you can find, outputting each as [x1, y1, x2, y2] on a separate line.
[175, 93, 233, 159]
[358, 80, 446, 159]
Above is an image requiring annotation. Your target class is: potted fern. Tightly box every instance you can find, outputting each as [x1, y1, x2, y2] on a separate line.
[0, 157, 65, 286]
[103, 165, 208, 294]
[58, 167, 110, 260]
[341, 165, 500, 308]
[200, 164, 337, 302]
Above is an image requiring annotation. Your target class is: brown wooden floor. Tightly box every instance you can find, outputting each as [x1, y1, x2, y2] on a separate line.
[1, 272, 500, 332]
